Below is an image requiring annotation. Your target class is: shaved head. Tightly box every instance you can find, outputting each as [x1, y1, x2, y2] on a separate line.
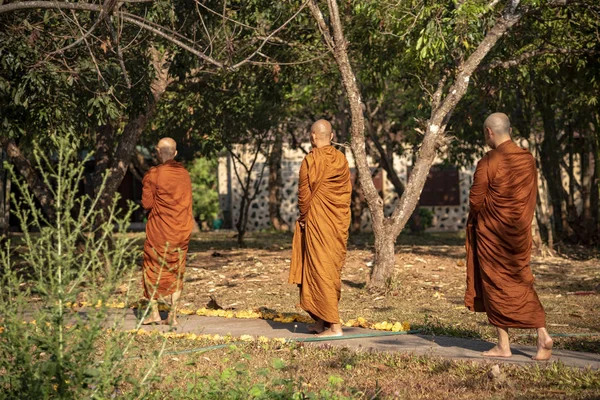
[483, 113, 512, 149]
[156, 137, 177, 162]
[484, 113, 511, 136]
[310, 119, 333, 148]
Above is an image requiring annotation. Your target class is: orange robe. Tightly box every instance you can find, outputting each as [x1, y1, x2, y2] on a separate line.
[465, 140, 546, 328]
[142, 159, 193, 299]
[289, 145, 352, 324]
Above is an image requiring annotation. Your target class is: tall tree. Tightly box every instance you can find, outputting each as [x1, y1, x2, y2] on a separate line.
[306, 0, 535, 288]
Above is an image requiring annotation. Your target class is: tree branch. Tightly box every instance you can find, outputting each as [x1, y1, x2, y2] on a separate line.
[230, 0, 310, 70]
[307, 0, 335, 53]
[482, 47, 600, 70]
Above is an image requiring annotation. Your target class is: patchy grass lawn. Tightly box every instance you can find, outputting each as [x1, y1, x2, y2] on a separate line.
[119, 230, 600, 354]
[110, 333, 600, 399]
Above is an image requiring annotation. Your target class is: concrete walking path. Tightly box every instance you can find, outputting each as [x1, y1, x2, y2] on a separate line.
[106, 309, 600, 369]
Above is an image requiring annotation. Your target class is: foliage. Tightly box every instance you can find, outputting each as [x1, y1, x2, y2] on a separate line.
[150, 349, 353, 400]
[0, 133, 157, 398]
[188, 157, 220, 223]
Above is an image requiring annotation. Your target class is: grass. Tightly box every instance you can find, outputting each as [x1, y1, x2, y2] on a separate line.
[110, 333, 600, 399]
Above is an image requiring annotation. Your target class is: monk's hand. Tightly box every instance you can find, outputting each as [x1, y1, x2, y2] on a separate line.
[298, 220, 305, 230]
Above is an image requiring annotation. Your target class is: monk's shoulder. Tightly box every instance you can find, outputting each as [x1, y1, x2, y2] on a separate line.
[303, 152, 314, 166]
[143, 166, 158, 182]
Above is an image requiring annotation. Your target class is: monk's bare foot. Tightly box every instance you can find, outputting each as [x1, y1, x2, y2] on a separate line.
[316, 328, 343, 338]
[308, 321, 325, 334]
[141, 316, 162, 325]
[163, 317, 179, 328]
[482, 345, 512, 358]
[533, 337, 553, 361]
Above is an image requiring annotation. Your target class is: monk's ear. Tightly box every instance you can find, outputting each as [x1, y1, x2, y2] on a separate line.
[330, 131, 334, 142]
[174, 150, 178, 159]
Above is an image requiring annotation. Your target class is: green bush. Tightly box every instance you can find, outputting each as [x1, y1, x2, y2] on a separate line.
[407, 207, 435, 234]
[0, 133, 159, 398]
[188, 157, 220, 226]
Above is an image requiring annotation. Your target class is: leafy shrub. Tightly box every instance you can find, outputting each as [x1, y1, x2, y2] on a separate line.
[0, 133, 158, 398]
[188, 157, 220, 226]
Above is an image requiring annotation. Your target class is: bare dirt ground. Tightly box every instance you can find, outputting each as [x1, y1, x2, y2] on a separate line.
[124, 230, 600, 353]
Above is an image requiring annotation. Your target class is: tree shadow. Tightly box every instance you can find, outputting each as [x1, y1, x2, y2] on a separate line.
[342, 279, 366, 289]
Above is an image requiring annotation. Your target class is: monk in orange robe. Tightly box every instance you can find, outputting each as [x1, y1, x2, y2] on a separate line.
[141, 137, 193, 326]
[465, 113, 552, 360]
[289, 120, 352, 337]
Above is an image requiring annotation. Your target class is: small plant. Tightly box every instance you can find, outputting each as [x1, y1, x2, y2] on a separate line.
[407, 207, 434, 234]
[0, 132, 160, 398]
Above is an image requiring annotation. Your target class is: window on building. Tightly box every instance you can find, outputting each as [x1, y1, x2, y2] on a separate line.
[411, 165, 460, 206]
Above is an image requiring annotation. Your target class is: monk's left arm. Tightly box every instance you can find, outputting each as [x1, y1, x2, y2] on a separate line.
[469, 155, 489, 217]
[141, 168, 157, 211]
[297, 158, 311, 224]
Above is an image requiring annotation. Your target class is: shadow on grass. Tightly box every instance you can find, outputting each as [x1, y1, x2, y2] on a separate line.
[342, 279, 366, 289]
[412, 319, 483, 340]
[348, 232, 466, 251]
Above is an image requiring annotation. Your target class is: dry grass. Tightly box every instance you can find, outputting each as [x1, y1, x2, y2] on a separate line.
[120, 230, 600, 354]
[111, 333, 600, 399]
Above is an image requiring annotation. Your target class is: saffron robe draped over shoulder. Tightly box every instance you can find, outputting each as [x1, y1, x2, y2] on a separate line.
[464, 140, 546, 328]
[142, 159, 193, 299]
[289, 145, 352, 324]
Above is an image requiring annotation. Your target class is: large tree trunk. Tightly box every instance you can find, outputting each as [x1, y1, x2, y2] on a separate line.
[308, 0, 524, 288]
[580, 134, 597, 243]
[93, 48, 172, 220]
[370, 224, 396, 287]
[0, 138, 56, 221]
[268, 133, 289, 231]
[535, 92, 572, 241]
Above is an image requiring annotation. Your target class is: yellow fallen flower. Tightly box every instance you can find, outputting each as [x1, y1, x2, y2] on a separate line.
[258, 336, 269, 343]
[240, 334, 255, 342]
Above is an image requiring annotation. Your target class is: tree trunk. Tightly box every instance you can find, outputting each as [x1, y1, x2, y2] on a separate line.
[580, 135, 596, 243]
[0, 138, 56, 221]
[308, 0, 524, 289]
[93, 48, 172, 220]
[536, 91, 572, 241]
[236, 193, 248, 247]
[268, 132, 288, 231]
[370, 225, 396, 287]
[350, 171, 365, 232]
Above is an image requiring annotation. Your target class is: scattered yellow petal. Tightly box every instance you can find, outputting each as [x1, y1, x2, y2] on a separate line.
[240, 334, 254, 342]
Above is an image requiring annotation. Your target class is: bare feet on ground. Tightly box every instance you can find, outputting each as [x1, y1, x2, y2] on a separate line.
[316, 328, 343, 337]
[308, 320, 325, 334]
[533, 337, 553, 361]
[163, 314, 180, 328]
[316, 323, 343, 337]
[482, 345, 512, 358]
[141, 315, 162, 325]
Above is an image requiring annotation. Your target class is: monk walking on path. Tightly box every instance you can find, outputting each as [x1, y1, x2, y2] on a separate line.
[289, 120, 352, 337]
[465, 113, 552, 360]
[141, 137, 193, 327]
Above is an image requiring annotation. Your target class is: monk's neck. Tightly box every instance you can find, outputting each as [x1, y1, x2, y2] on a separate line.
[494, 138, 511, 149]
[314, 143, 332, 149]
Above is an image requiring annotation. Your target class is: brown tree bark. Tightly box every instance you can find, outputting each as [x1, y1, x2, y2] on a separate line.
[308, 0, 525, 288]
[268, 132, 289, 231]
[535, 91, 573, 241]
[93, 48, 172, 219]
[0, 137, 56, 221]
